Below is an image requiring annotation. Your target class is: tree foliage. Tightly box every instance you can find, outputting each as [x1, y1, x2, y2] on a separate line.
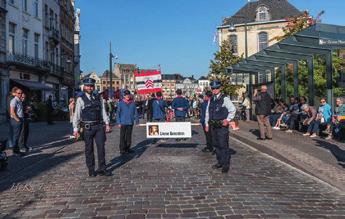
[208, 39, 243, 96]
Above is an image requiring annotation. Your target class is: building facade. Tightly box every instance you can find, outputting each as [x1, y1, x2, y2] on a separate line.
[101, 70, 121, 93]
[59, 0, 75, 99]
[73, 6, 80, 89]
[0, 0, 7, 121]
[197, 76, 209, 93]
[181, 76, 198, 97]
[218, 0, 301, 57]
[114, 63, 136, 92]
[161, 73, 183, 99]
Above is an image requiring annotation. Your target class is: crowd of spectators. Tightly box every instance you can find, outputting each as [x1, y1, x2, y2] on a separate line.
[269, 95, 345, 140]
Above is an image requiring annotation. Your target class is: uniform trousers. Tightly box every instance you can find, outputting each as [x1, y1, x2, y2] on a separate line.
[83, 124, 106, 171]
[210, 125, 230, 168]
[119, 125, 133, 154]
[202, 123, 213, 151]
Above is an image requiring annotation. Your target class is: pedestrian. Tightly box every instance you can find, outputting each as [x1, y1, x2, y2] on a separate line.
[46, 95, 54, 125]
[333, 97, 345, 140]
[146, 93, 155, 122]
[205, 80, 236, 173]
[200, 91, 214, 154]
[116, 90, 139, 155]
[284, 96, 300, 133]
[68, 97, 75, 139]
[73, 78, 112, 177]
[9, 87, 25, 156]
[301, 104, 318, 138]
[318, 97, 332, 139]
[253, 85, 274, 140]
[241, 92, 251, 121]
[171, 89, 190, 141]
[18, 93, 31, 153]
[152, 92, 167, 122]
[171, 89, 189, 122]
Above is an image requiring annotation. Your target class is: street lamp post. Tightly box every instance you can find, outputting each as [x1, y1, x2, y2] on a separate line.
[109, 42, 113, 99]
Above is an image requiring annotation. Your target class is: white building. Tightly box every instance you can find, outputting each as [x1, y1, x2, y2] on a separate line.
[197, 76, 209, 93]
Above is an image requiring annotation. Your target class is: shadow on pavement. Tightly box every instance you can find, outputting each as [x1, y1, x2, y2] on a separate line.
[249, 129, 261, 138]
[107, 139, 151, 172]
[157, 143, 198, 148]
[0, 150, 82, 192]
[314, 139, 345, 168]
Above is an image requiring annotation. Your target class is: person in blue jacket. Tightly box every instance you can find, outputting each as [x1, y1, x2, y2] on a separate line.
[152, 92, 167, 122]
[171, 89, 190, 122]
[171, 89, 190, 141]
[200, 91, 214, 153]
[116, 90, 139, 155]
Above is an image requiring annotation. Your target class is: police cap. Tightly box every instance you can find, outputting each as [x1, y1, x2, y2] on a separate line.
[83, 78, 96, 86]
[210, 80, 221, 89]
[123, 90, 131, 95]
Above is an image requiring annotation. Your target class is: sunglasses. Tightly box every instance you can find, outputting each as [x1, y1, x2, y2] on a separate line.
[211, 87, 220, 90]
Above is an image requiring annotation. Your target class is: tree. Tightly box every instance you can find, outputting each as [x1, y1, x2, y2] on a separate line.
[209, 39, 243, 96]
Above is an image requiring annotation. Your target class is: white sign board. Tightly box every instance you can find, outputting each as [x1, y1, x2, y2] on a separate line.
[146, 122, 192, 138]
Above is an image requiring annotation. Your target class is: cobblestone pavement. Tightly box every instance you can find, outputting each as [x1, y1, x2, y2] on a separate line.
[1, 124, 345, 219]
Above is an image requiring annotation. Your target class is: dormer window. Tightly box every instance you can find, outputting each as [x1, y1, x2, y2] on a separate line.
[256, 6, 270, 22]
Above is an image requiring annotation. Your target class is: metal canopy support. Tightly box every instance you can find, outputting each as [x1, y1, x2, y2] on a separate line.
[307, 57, 314, 106]
[293, 61, 299, 97]
[281, 65, 287, 102]
[325, 52, 334, 111]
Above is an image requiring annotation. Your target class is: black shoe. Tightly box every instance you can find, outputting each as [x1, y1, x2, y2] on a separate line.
[97, 169, 112, 176]
[202, 147, 211, 153]
[127, 149, 135, 154]
[13, 151, 26, 157]
[222, 167, 229, 173]
[212, 164, 222, 169]
[266, 137, 273, 140]
[88, 170, 97, 177]
[257, 138, 265, 140]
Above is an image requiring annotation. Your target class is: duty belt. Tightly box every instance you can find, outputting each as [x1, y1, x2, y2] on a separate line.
[81, 121, 103, 129]
[208, 120, 223, 128]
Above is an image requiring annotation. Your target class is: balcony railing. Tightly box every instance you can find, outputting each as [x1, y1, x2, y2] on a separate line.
[49, 64, 64, 77]
[49, 28, 60, 47]
[0, 0, 6, 10]
[7, 53, 50, 69]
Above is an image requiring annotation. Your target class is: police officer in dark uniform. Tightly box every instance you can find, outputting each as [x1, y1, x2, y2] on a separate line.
[73, 78, 112, 177]
[205, 80, 236, 173]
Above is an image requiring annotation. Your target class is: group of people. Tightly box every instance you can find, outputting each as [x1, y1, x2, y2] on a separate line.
[253, 85, 345, 141]
[73, 77, 237, 177]
[7, 87, 32, 156]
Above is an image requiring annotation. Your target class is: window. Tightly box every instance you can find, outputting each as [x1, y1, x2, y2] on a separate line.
[49, 9, 53, 29]
[34, 33, 40, 59]
[9, 0, 14, 5]
[45, 41, 49, 61]
[55, 48, 58, 65]
[229, 34, 238, 54]
[256, 6, 270, 22]
[44, 4, 48, 27]
[22, 29, 29, 56]
[9, 23, 16, 54]
[22, 0, 27, 12]
[258, 32, 268, 51]
[34, 0, 39, 17]
[55, 13, 58, 29]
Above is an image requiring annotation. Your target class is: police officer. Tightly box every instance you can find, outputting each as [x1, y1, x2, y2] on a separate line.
[73, 78, 112, 177]
[205, 80, 236, 173]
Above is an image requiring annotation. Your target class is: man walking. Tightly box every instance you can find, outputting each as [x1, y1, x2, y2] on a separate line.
[205, 80, 236, 173]
[253, 85, 273, 140]
[152, 92, 167, 122]
[73, 78, 112, 177]
[19, 93, 31, 153]
[46, 95, 54, 125]
[171, 89, 189, 141]
[9, 87, 25, 156]
[116, 90, 139, 155]
[200, 91, 214, 153]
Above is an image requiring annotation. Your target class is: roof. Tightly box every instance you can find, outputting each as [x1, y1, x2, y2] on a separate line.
[222, 0, 301, 26]
[198, 76, 208, 80]
[101, 71, 119, 79]
[162, 74, 184, 80]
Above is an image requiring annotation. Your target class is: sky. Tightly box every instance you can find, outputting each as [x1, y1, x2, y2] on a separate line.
[76, 0, 345, 78]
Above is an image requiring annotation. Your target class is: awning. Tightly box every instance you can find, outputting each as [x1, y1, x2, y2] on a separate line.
[12, 79, 54, 91]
